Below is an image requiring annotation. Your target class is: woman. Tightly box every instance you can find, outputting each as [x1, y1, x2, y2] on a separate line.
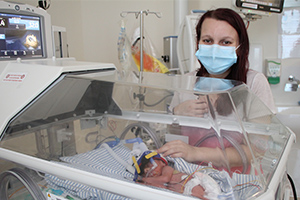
[157, 8, 275, 172]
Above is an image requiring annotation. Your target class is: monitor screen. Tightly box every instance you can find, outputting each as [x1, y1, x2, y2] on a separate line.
[236, 0, 285, 13]
[0, 12, 44, 60]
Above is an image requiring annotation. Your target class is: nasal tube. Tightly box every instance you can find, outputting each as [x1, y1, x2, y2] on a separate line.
[145, 157, 158, 178]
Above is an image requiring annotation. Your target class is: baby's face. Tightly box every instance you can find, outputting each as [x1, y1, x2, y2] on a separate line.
[143, 159, 165, 177]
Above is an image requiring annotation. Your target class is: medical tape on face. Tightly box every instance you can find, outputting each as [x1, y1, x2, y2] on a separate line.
[132, 156, 141, 174]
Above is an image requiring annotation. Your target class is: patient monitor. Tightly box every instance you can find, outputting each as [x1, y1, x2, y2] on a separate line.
[0, 1, 53, 60]
[235, 0, 285, 15]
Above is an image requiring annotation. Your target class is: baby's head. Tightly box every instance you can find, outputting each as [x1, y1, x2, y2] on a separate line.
[140, 156, 168, 177]
[134, 151, 168, 179]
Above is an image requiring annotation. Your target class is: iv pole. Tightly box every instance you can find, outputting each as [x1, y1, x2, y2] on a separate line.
[120, 10, 161, 111]
[120, 10, 162, 83]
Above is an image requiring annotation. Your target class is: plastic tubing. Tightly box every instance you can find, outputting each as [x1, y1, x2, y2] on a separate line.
[102, 143, 135, 174]
[0, 168, 46, 200]
[223, 134, 248, 173]
[119, 123, 162, 148]
[145, 158, 157, 178]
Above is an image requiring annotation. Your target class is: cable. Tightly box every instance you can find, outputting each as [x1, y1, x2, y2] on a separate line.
[144, 94, 173, 107]
[85, 131, 101, 144]
[246, 21, 250, 29]
[133, 87, 173, 108]
[0, 168, 46, 200]
[287, 173, 297, 200]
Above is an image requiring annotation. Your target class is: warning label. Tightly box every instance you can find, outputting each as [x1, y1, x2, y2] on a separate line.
[3, 73, 27, 82]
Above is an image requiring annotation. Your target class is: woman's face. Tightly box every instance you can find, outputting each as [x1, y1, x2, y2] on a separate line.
[199, 18, 239, 47]
[198, 18, 240, 78]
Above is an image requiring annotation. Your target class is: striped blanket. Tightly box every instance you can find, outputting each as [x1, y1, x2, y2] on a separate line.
[45, 142, 262, 200]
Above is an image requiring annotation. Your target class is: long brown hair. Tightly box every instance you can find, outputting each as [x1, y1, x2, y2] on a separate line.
[195, 8, 249, 83]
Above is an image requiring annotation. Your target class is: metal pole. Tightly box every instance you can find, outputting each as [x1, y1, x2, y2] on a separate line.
[139, 10, 144, 83]
[120, 10, 161, 84]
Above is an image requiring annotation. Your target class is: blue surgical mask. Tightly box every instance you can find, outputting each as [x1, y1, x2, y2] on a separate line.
[195, 44, 238, 75]
[194, 77, 234, 92]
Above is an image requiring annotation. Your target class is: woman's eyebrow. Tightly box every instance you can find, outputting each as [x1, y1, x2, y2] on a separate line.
[200, 34, 211, 38]
[220, 36, 235, 41]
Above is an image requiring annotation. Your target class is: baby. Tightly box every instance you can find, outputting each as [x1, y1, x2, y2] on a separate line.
[135, 152, 220, 199]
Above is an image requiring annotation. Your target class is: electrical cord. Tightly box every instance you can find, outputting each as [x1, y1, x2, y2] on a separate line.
[143, 94, 173, 107]
[287, 173, 297, 200]
[133, 86, 173, 108]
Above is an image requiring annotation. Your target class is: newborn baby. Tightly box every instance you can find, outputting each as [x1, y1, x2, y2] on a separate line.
[136, 152, 220, 199]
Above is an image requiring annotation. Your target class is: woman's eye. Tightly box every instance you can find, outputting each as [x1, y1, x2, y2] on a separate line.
[202, 39, 211, 44]
[222, 41, 232, 45]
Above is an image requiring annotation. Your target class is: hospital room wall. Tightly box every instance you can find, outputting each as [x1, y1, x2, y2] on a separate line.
[47, 0, 175, 68]
[15, 0, 278, 70]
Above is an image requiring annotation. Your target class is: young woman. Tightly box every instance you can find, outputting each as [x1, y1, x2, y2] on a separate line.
[158, 8, 275, 172]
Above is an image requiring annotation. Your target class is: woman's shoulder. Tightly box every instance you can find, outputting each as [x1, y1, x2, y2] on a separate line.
[246, 69, 262, 80]
[246, 69, 267, 88]
[246, 70, 276, 113]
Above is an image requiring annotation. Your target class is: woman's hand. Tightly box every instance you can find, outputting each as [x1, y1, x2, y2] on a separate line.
[157, 140, 235, 167]
[173, 96, 208, 117]
[157, 140, 198, 163]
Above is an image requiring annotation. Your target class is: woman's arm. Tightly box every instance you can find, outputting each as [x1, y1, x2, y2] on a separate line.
[157, 140, 252, 168]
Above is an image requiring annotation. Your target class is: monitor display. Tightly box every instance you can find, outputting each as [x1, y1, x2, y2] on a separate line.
[0, 12, 44, 59]
[236, 0, 285, 13]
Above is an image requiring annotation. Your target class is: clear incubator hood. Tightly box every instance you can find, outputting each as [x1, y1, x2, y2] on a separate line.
[0, 70, 295, 200]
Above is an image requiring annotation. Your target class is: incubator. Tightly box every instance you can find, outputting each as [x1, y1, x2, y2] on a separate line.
[0, 1, 296, 199]
[0, 68, 296, 200]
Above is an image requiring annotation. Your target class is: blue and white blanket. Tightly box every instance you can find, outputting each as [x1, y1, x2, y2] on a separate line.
[45, 143, 262, 200]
